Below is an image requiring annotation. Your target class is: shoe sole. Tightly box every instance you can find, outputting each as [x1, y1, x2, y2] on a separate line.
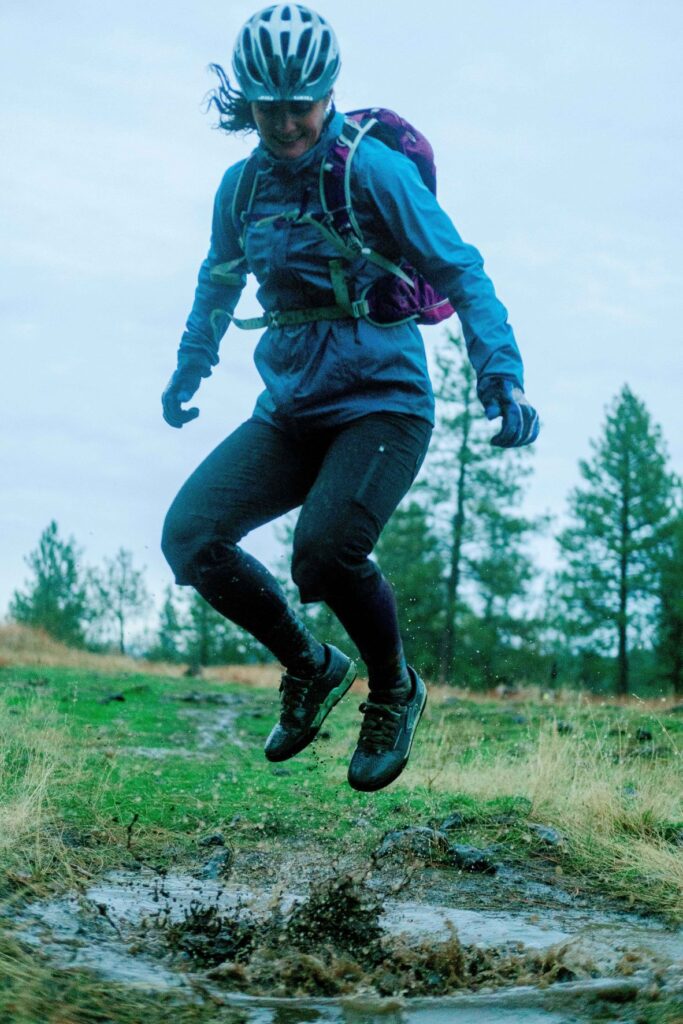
[264, 659, 357, 763]
[348, 683, 428, 792]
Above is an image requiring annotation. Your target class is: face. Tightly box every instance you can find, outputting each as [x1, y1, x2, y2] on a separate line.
[251, 97, 329, 160]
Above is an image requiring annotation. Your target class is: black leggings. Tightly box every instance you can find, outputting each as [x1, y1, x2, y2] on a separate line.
[161, 412, 432, 690]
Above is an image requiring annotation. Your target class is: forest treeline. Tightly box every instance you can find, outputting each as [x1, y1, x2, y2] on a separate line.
[8, 333, 682, 696]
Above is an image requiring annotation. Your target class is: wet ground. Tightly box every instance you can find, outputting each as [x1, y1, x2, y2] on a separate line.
[14, 846, 683, 1024]
[3, 675, 682, 1021]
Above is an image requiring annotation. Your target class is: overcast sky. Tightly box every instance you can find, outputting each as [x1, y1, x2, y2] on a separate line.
[2, 0, 682, 624]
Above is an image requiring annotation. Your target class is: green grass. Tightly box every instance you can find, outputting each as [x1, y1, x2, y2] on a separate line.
[1, 662, 682, 1022]
[0, 664, 681, 909]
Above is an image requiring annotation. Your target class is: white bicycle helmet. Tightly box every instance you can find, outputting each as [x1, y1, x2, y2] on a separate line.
[232, 4, 340, 102]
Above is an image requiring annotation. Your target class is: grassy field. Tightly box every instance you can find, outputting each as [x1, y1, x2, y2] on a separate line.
[0, 628, 682, 1022]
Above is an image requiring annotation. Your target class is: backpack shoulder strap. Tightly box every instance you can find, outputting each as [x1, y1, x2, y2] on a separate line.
[319, 116, 378, 248]
[206, 158, 259, 287]
[318, 116, 414, 287]
[230, 154, 261, 249]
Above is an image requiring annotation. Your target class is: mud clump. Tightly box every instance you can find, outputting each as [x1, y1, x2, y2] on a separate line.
[198, 849, 234, 880]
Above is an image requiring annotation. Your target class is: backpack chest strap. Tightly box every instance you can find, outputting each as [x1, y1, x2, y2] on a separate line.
[220, 302, 369, 331]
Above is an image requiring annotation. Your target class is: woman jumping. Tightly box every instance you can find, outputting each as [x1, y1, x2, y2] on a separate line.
[161, 4, 539, 792]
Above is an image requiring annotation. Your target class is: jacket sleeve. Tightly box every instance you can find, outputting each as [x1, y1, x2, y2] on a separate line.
[356, 141, 524, 389]
[176, 161, 248, 376]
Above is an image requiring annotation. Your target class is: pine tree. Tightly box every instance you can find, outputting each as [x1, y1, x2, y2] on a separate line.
[425, 332, 478, 683]
[91, 548, 151, 654]
[10, 521, 88, 647]
[420, 331, 539, 684]
[184, 592, 262, 668]
[557, 386, 676, 696]
[464, 458, 542, 687]
[148, 585, 185, 662]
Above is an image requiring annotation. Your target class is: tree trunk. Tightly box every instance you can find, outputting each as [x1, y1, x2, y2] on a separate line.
[617, 455, 630, 696]
[197, 606, 207, 667]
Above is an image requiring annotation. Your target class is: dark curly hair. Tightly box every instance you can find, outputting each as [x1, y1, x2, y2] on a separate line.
[205, 63, 257, 134]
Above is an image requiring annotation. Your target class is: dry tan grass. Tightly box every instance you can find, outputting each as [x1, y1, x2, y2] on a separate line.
[426, 680, 683, 712]
[0, 623, 280, 686]
[3, 625, 678, 709]
[0, 624, 374, 691]
[0, 702, 80, 875]
[0, 623, 159, 673]
[410, 706, 683, 917]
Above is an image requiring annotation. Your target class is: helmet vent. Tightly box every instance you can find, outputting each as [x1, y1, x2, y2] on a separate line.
[281, 5, 292, 19]
[242, 33, 260, 82]
[297, 26, 312, 59]
[259, 26, 274, 59]
[309, 58, 325, 83]
[280, 32, 290, 59]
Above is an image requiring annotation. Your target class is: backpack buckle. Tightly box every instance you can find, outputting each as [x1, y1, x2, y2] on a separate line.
[351, 299, 370, 318]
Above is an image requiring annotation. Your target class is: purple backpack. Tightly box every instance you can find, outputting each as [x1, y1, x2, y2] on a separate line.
[230, 108, 455, 327]
[321, 108, 454, 326]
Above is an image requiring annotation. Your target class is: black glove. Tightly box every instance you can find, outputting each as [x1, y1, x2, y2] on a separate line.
[478, 376, 540, 448]
[161, 365, 203, 429]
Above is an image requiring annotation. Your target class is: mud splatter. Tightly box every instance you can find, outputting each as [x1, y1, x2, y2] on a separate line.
[161, 901, 256, 967]
[284, 874, 385, 962]
[18, 861, 683, 1017]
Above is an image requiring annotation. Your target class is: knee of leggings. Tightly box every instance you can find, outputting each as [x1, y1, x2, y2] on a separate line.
[161, 503, 237, 587]
[292, 539, 356, 603]
[160, 505, 197, 585]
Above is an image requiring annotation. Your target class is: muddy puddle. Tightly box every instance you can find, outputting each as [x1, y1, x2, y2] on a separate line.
[16, 862, 682, 1024]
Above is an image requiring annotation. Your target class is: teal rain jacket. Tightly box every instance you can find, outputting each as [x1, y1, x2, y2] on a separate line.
[178, 110, 524, 428]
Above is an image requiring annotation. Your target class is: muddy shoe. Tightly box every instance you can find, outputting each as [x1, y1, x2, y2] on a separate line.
[264, 645, 357, 763]
[347, 668, 427, 792]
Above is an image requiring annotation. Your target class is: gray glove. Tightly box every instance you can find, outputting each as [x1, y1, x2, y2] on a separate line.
[162, 366, 203, 429]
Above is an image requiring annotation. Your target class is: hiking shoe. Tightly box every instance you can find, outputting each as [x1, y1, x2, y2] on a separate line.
[264, 644, 357, 763]
[347, 668, 427, 792]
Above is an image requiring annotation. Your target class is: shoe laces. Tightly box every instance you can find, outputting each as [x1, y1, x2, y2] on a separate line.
[358, 700, 402, 753]
[279, 673, 311, 723]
